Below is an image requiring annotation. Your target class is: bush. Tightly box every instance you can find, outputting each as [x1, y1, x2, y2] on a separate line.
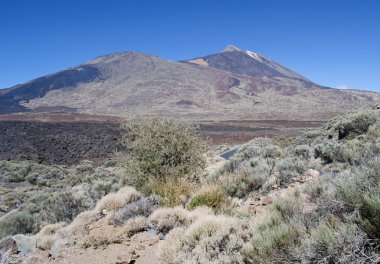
[0, 211, 38, 238]
[148, 177, 191, 207]
[221, 138, 280, 175]
[95, 186, 141, 212]
[336, 161, 380, 238]
[315, 139, 380, 166]
[294, 145, 311, 160]
[81, 235, 122, 249]
[243, 192, 305, 263]
[34, 191, 90, 223]
[188, 186, 227, 212]
[322, 107, 378, 140]
[113, 195, 160, 225]
[304, 221, 378, 263]
[35, 222, 67, 250]
[149, 207, 194, 234]
[123, 216, 149, 236]
[123, 118, 206, 181]
[222, 157, 271, 198]
[272, 190, 304, 220]
[245, 215, 302, 263]
[160, 216, 254, 264]
[276, 158, 306, 186]
[75, 160, 94, 174]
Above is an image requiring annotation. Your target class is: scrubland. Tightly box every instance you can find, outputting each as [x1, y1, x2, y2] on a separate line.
[1, 105, 380, 263]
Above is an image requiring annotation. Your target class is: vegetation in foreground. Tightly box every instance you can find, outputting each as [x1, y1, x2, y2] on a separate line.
[1, 106, 380, 263]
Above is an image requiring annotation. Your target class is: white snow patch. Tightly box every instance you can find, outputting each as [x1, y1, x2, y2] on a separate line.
[245, 50, 263, 62]
[337, 85, 349, 89]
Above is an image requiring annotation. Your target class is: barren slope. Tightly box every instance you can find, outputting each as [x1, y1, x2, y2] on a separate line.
[0, 46, 379, 120]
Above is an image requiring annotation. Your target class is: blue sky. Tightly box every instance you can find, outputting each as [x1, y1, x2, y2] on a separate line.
[1, 0, 379, 91]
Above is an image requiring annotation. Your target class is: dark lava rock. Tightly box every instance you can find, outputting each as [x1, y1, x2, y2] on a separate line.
[0, 121, 126, 165]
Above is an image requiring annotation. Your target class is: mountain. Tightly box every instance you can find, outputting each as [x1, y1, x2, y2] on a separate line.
[186, 45, 310, 82]
[0, 46, 379, 120]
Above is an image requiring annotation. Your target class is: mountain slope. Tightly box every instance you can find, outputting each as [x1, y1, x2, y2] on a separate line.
[186, 45, 311, 82]
[0, 46, 379, 120]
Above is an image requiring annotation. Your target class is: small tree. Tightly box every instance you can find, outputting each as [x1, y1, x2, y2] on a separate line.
[123, 118, 207, 182]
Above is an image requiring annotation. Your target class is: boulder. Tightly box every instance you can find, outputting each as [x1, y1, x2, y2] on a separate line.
[12, 234, 35, 255]
[260, 196, 273, 206]
[305, 169, 320, 178]
[0, 237, 18, 260]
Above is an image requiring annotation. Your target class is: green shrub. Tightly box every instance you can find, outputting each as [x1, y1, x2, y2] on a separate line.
[221, 157, 271, 198]
[243, 192, 305, 263]
[244, 212, 303, 263]
[294, 145, 311, 160]
[188, 186, 227, 212]
[75, 160, 94, 174]
[304, 222, 375, 263]
[222, 171, 267, 198]
[314, 142, 336, 164]
[0, 161, 32, 182]
[322, 107, 378, 140]
[336, 161, 380, 238]
[276, 158, 306, 186]
[149, 177, 191, 207]
[27, 191, 91, 224]
[0, 211, 38, 238]
[272, 190, 303, 220]
[123, 118, 206, 182]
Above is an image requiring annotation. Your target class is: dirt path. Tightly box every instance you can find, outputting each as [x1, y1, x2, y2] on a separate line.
[24, 231, 161, 264]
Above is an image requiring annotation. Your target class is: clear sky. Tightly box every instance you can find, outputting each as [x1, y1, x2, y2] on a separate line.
[1, 0, 379, 91]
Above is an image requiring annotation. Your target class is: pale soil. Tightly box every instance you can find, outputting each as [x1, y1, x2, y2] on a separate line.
[23, 215, 161, 264]
[30, 233, 161, 264]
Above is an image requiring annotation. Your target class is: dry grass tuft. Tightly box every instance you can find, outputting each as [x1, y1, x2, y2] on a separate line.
[123, 216, 149, 237]
[149, 207, 192, 234]
[95, 186, 141, 212]
[149, 206, 213, 234]
[34, 222, 67, 250]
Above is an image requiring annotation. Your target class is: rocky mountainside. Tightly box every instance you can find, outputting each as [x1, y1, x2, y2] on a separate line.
[0, 46, 379, 120]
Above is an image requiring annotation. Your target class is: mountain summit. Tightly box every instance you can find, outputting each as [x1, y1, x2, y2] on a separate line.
[222, 45, 242, 52]
[188, 46, 309, 82]
[0, 47, 378, 120]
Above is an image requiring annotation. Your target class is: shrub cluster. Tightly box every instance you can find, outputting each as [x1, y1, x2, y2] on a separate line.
[123, 118, 207, 181]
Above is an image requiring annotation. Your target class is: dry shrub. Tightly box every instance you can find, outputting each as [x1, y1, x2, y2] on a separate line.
[63, 210, 95, 235]
[95, 186, 141, 212]
[33, 210, 96, 250]
[159, 215, 254, 264]
[149, 177, 192, 207]
[149, 207, 193, 234]
[113, 195, 160, 225]
[123, 216, 149, 237]
[81, 234, 122, 249]
[149, 206, 213, 234]
[34, 222, 67, 250]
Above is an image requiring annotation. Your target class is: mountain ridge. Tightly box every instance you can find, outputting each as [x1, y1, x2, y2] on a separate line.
[0, 46, 379, 121]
